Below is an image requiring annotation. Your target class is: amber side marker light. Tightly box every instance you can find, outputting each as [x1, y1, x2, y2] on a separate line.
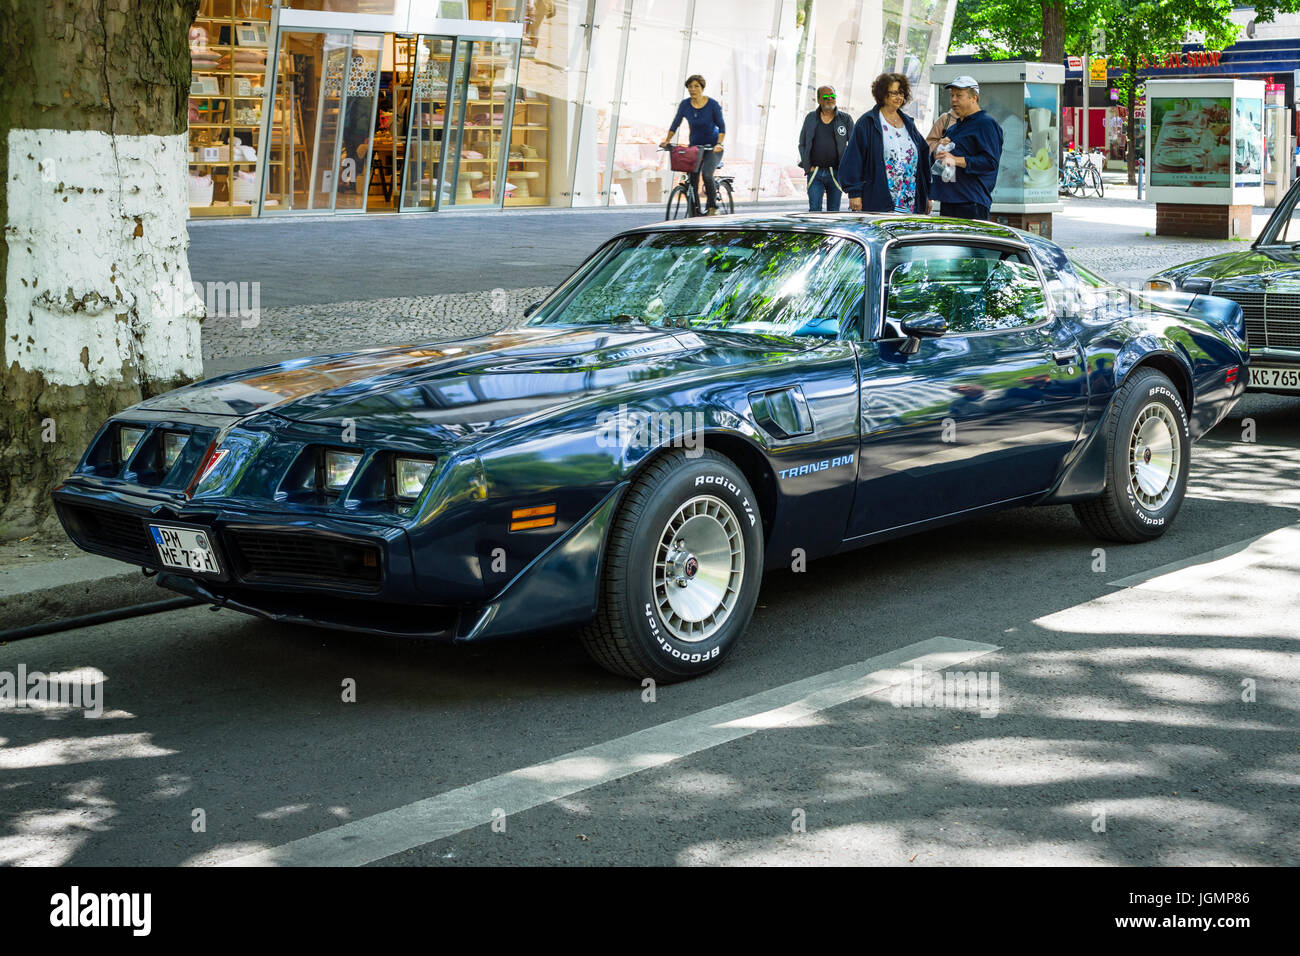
[510, 504, 557, 531]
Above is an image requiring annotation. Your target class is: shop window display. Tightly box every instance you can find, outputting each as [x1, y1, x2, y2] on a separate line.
[188, 0, 278, 217]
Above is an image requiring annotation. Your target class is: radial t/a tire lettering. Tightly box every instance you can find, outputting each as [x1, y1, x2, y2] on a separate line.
[1073, 367, 1190, 543]
[579, 450, 764, 682]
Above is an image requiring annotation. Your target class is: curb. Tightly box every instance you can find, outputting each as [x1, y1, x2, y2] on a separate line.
[0, 556, 164, 633]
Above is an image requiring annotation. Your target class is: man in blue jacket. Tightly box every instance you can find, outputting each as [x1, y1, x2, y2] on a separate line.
[931, 76, 1004, 221]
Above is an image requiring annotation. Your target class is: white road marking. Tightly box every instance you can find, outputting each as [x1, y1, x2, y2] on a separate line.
[216, 636, 999, 867]
[1108, 521, 1300, 592]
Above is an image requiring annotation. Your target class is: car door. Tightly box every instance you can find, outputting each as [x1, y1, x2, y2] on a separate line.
[846, 238, 1088, 539]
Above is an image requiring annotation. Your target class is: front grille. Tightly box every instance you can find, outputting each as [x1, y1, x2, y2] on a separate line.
[1212, 289, 1300, 349]
[227, 529, 383, 590]
[61, 505, 153, 562]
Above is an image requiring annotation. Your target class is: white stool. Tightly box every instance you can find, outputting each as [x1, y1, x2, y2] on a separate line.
[509, 170, 540, 198]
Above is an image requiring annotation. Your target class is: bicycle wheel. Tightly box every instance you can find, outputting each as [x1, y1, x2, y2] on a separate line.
[1067, 170, 1086, 199]
[666, 184, 692, 220]
[717, 180, 734, 214]
[1086, 165, 1105, 199]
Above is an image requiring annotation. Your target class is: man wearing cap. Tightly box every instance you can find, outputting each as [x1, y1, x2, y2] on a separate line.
[931, 76, 1004, 221]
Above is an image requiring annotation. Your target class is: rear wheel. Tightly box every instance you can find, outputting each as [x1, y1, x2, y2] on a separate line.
[716, 179, 735, 214]
[1073, 368, 1190, 542]
[666, 184, 692, 220]
[579, 450, 764, 682]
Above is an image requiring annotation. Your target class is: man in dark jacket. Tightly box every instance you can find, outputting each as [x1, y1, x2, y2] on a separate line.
[931, 76, 1004, 220]
[798, 86, 853, 211]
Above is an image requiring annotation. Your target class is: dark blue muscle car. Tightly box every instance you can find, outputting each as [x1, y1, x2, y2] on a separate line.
[54, 214, 1248, 681]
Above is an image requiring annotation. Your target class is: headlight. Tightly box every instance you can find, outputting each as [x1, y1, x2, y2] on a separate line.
[119, 425, 146, 463]
[1142, 278, 1176, 292]
[161, 432, 189, 470]
[394, 457, 436, 500]
[324, 450, 362, 491]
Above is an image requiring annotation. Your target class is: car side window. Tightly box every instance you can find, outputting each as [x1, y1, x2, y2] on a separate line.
[884, 243, 1049, 335]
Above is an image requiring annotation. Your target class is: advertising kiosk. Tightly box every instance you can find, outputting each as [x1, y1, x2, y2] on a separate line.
[930, 61, 1064, 236]
[1145, 78, 1265, 237]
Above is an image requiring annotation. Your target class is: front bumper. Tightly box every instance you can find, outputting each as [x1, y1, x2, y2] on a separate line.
[52, 479, 628, 643]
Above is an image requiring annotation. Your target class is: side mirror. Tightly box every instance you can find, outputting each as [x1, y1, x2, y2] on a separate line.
[899, 311, 948, 338]
[523, 300, 544, 318]
[883, 310, 947, 355]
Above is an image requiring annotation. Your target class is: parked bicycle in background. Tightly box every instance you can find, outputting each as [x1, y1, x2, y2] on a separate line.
[1060, 147, 1104, 199]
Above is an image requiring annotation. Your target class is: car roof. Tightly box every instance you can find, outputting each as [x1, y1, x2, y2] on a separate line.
[623, 211, 1028, 246]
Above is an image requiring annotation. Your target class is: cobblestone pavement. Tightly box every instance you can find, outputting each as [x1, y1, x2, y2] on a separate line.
[194, 189, 1277, 368]
[201, 287, 548, 360]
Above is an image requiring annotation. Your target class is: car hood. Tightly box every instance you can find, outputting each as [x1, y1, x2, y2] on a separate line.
[137, 325, 815, 439]
[1156, 247, 1300, 291]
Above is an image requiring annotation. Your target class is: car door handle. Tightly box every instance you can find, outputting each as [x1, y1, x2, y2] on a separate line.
[1051, 349, 1077, 365]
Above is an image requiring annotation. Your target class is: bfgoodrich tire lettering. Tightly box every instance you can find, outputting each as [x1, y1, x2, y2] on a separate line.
[1073, 367, 1190, 542]
[579, 450, 764, 681]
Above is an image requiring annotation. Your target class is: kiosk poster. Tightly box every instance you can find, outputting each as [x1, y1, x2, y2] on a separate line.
[1235, 97, 1263, 187]
[1022, 83, 1059, 203]
[1149, 96, 1231, 186]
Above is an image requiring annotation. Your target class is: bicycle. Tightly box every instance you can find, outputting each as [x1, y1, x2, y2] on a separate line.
[1059, 149, 1104, 199]
[660, 145, 735, 219]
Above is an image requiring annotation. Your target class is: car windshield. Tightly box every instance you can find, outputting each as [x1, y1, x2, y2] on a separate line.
[529, 230, 866, 339]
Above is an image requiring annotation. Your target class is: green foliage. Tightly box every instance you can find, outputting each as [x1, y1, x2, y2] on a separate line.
[950, 0, 1107, 60]
[951, 0, 1300, 65]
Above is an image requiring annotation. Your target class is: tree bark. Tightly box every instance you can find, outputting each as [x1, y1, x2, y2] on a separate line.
[1040, 0, 1065, 65]
[0, 0, 202, 539]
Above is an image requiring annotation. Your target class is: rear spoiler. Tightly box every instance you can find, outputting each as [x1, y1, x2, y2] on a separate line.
[1135, 290, 1245, 340]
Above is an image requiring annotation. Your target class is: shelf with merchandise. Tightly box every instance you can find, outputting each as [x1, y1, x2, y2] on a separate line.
[187, 2, 277, 216]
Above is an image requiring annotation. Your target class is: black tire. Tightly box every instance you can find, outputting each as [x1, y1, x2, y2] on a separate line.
[1073, 368, 1190, 543]
[717, 180, 735, 214]
[1067, 170, 1086, 199]
[666, 184, 692, 220]
[579, 450, 764, 682]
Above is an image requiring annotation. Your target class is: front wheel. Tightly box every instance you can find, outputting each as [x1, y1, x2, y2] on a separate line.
[666, 184, 692, 220]
[1073, 368, 1190, 542]
[1085, 165, 1104, 198]
[579, 450, 765, 682]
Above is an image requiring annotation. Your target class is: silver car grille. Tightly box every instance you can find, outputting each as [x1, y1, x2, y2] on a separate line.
[1211, 289, 1300, 349]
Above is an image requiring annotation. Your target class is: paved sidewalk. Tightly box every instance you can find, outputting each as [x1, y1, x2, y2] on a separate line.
[194, 191, 1275, 375]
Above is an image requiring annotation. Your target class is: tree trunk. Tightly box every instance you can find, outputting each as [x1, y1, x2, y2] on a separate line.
[1040, 0, 1064, 65]
[0, 0, 202, 540]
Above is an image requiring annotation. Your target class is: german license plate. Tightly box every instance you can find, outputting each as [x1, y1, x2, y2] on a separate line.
[149, 524, 221, 575]
[1249, 366, 1300, 390]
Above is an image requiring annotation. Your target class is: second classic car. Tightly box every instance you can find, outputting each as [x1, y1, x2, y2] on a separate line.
[54, 214, 1247, 681]
[1146, 175, 1300, 394]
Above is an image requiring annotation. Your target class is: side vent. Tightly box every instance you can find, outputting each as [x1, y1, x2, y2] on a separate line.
[749, 386, 814, 439]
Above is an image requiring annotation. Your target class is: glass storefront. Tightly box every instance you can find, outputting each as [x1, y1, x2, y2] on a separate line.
[187, 0, 959, 217]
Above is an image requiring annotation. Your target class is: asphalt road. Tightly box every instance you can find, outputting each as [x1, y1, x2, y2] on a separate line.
[2, 396, 1297, 866]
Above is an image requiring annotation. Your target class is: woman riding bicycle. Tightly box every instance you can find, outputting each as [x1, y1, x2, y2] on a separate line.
[660, 74, 726, 215]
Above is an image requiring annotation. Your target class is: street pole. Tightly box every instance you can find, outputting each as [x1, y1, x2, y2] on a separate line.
[1082, 52, 1090, 156]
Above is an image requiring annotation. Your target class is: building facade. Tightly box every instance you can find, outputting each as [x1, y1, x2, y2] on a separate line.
[187, 0, 957, 218]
